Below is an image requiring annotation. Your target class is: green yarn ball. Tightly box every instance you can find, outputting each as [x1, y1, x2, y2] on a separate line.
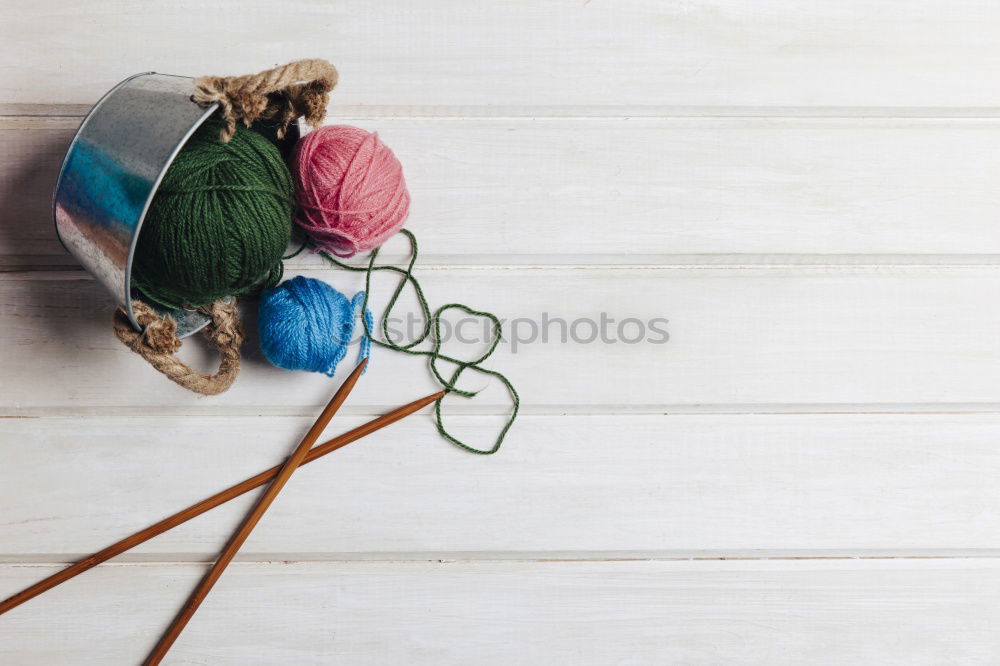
[131, 122, 294, 310]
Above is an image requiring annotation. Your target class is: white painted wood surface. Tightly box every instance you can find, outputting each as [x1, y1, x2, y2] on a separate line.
[5, 266, 1000, 414]
[3, 1, 1000, 663]
[6, 0, 1000, 109]
[11, 117, 1000, 263]
[5, 414, 1000, 558]
[4, 559, 1000, 665]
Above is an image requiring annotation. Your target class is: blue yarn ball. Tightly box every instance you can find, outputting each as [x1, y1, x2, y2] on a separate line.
[258, 276, 371, 376]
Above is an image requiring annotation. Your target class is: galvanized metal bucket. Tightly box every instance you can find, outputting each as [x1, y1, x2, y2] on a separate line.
[53, 72, 300, 338]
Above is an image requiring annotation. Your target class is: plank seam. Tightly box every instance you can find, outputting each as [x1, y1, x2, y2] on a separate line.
[18, 105, 1000, 119]
[6, 552, 1000, 566]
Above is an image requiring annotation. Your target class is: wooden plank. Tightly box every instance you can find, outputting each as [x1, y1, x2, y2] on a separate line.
[4, 414, 1000, 557]
[6, 1, 1000, 109]
[10, 117, 1000, 264]
[2, 559, 999, 664]
[2, 266, 1000, 413]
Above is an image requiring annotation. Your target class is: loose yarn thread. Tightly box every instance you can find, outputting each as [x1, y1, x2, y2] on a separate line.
[292, 125, 410, 258]
[132, 121, 294, 310]
[258, 276, 372, 376]
[320, 229, 519, 455]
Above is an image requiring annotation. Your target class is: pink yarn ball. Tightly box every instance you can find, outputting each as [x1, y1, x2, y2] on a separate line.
[292, 125, 410, 257]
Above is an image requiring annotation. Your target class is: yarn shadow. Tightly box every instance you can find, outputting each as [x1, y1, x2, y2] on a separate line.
[238, 296, 269, 368]
[0, 126, 114, 347]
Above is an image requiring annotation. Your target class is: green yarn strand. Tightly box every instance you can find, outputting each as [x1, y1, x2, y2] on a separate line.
[132, 122, 294, 310]
[322, 229, 519, 455]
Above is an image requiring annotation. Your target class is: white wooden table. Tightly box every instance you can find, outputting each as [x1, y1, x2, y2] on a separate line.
[3, 2, 1000, 663]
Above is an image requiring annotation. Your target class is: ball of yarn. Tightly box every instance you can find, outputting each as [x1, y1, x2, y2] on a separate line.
[292, 125, 410, 257]
[131, 122, 294, 309]
[258, 276, 371, 376]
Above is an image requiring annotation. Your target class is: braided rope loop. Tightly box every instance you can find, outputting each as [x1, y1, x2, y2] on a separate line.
[112, 299, 244, 395]
[191, 59, 338, 142]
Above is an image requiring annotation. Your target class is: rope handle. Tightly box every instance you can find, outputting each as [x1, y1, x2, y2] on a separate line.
[191, 59, 339, 142]
[112, 298, 244, 396]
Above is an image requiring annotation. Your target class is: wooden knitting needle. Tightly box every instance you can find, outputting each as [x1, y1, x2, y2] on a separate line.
[0, 387, 445, 618]
[144, 359, 370, 664]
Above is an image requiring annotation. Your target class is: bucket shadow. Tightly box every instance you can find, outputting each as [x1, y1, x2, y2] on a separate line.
[0, 121, 113, 347]
[0, 121, 77, 266]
